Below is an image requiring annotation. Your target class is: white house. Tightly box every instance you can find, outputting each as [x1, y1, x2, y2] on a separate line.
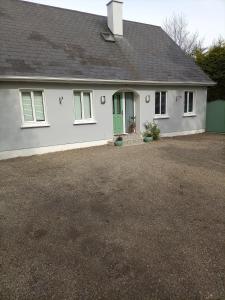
[0, 0, 214, 159]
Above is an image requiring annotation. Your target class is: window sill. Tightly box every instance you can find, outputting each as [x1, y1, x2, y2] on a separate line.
[183, 113, 196, 117]
[21, 123, 50, 129]
[73, 119, 97, 125]
[154, 115, 170, 120]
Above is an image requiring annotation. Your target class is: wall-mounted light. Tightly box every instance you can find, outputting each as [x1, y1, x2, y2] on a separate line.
[59, 96, 63, 104]
[100, 96, 106, 104]
[176, 96, 182, 102]
[145, 95, 151, 103]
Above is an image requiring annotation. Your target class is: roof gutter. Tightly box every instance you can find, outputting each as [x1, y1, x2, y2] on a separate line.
[0, 76, 216, 86]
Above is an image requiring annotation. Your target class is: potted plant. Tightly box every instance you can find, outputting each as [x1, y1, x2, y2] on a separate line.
[143, 131, 153, 143]
[129, 116, 136, 133]
[143, 121, 160, 142]
[129, 121, 136, 133]
[150, 122, 160, 140]
[114, 136, 123, 146]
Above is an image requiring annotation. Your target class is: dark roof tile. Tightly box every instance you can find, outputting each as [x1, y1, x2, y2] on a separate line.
[0, 0, 212, 83]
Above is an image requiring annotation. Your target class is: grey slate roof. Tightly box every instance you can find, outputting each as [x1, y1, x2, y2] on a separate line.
[0, 0, 213, 84]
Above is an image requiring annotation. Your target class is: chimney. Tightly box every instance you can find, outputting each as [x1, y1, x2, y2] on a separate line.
[107, 0, 123, 36]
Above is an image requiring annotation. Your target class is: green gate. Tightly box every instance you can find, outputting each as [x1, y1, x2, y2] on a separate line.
[206, 100, 225, 133]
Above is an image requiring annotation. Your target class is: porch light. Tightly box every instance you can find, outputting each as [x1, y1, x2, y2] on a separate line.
[100, 96, 106, 104]
[145, 95, 151, 103]
[59, 96, 63, 104]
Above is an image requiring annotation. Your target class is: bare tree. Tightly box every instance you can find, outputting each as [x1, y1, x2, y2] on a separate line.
[163, 14, 203, 56]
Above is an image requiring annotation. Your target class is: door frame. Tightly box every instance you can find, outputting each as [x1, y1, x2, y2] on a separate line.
[113, 92, 135, 135]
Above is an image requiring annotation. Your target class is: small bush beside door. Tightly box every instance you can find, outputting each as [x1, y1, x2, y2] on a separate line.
[143, 122, 160, 142]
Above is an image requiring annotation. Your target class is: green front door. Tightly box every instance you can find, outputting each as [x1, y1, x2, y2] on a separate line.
[113, 93, 123, 135]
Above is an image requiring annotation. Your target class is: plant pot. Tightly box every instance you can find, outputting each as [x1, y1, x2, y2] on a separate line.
[114, 140, 123, 146]
[143, 136, 153, 143]
[129, 128, 136, 134]
[129, 125, 136, 133]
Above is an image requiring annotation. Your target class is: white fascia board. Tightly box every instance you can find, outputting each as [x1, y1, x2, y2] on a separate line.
[0, 76, 216, 86]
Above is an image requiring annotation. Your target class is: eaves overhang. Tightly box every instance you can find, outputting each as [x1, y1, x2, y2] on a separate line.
[0, 76, 216, 86]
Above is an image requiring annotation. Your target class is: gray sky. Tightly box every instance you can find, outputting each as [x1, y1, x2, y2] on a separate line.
[25, 0, 225, 47]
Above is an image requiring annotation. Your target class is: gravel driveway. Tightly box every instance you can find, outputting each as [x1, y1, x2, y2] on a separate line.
[0, 133, 225, 300]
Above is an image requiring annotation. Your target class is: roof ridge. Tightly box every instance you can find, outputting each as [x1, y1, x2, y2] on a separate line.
[15, 0, 160, 29]
[13, 0, 106, 19]
[124, 19, 161, 29]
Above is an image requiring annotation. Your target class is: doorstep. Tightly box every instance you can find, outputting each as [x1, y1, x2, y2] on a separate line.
[108, 133, 144, 147]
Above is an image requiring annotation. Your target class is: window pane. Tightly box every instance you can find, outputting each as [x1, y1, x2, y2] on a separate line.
[74, 92, 82, 120]
[117, 96, 122, 114]
[33, 91, 45, 121]
[188, 92, 193, 112]
[21, 92, 34, 122]
[161, 92, 166, 114]
[184, 92, 188, 113]
[83, 92, 91, 119]
[155, 92, 160, 114]
[113, 96, 116, 114]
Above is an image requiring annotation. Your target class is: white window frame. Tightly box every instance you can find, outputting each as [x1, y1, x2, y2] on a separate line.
[183, 91, 196, 117]
[154, 91, 169, 119]
[19, 89, 49, 128]
[73, 90, 96, 125]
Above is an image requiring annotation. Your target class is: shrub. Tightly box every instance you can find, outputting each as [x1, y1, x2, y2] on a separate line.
[195, 39, 225, 101]
[143, 121, 160, 140]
